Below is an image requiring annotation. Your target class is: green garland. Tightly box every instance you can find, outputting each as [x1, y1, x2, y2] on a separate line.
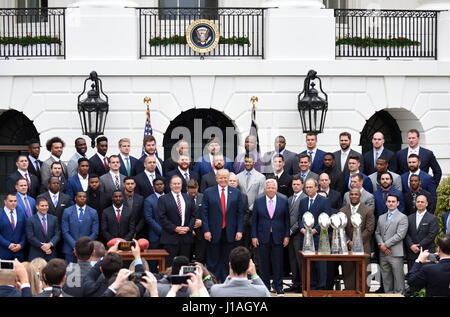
[0, 36, 61, 46]
[336, 36, 421, 48]
[149, 35, 250, 47]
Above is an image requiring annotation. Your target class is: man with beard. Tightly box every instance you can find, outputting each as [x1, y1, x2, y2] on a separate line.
[321, 152, 345, 194]
[165, 154, 199, 193]
[401, 154, 437, 201]
[368, 156, 402, 192]
[373, 172, 405, 222]
[200, 153, 224, 193]
[404, 174, 435, 216]
[67, 137, 88, 178]
[333, 132, 364, 176]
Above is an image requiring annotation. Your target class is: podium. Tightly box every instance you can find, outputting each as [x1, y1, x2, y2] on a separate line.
[119, 249, 169, 272]
[299, 251, 370, 297]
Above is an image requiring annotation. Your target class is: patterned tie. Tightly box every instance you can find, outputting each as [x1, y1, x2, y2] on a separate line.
[351, 206, 356, 215]
[301, 174, 306, 183]
[387, 211, 394, 222]
[115, 175, 120, 190]
[176, 194, 183, 222]
[246, 171, 251, 188]
[309, 198, 314, 211]
[221, 187, 226, 229]
[125, 157, 131, 176]
[117, 208, 121, 223]
[53, 194, 58, 207]
[103, 157, 108, 172]
[9, 210, 15, 231]
[24, 196, 32, 218]
[308, 151, 314, 163]
[184, 172, 190, 182]
[24, 173, 31, 189]
[79, 207, 84, 222]
[42, 216, 47, 236]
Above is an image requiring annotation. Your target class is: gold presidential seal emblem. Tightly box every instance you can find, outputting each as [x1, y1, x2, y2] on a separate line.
[186, 19, 220, 53]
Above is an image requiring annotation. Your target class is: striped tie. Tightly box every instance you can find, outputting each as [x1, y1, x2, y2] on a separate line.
[9, 211, 15, 231]
[176, 194, 182, 221]
[42, 216, 47, 236]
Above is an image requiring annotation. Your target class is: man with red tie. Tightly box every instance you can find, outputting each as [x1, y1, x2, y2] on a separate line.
[101, 191, 135, 243]
[0, 193, 27, 261]
[202, 169, 244, 282]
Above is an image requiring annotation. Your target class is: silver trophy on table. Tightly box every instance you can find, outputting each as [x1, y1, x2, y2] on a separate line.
[318, 213, 331, 254]
[350, 213, 364, 254]
[337, 212, 349, 255]
[302, 212, 315, 254]
[330, 214, 342, 254]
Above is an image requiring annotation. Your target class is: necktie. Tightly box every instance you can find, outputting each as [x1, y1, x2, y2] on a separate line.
[184, 172, 190, 182]
[309, 198, 313, 211]
[387, 211, 393, 222]
[35, 160, 40, 172]
[24, 172, 31, 189]
[103, 157, 108, 172]
[268, 199, 274, 218]
[374, 152, 379, 168]
[176, 194, 183, 222]
[246, 171, 251, 188]
[292, 194, 297, 207]
[24, 196, 32, 218]
[9, 210, 15, 231]
[42, 216, 47, 236]
[308, 151, 314, 163]
[53, 194, 58, 207]
[125, 157, 131, 176]
[341, 152, 347, 171]
[221, 187, 226, 229]
[301, 174, 306, 183]
[117, 208, 121, 223]
[115, 175, 120, 190]
[351, 206, 356, 215]
[79, 207, 84, 222]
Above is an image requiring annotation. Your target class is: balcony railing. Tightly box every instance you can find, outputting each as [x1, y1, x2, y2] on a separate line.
[138, 7, 265, 58]
[0, 8, 65, 58]
[335, 9, 438, 59]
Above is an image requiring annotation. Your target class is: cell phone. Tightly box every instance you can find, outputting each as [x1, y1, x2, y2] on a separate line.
[181, 266, 197, 275]
[118, 241, 136, 251]
[427, 253, 439, 262]
[171, 275, 190, 285]
[0, 260, 14, 271]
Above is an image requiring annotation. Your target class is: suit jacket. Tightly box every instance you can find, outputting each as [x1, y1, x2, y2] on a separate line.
[343, 189, 375, 210]
[118, 154, 139, 177]
[193, 155, 234, 177]
[99, 172, 126, 201]
[404, 189, 435, 216]
[133, 171, 156, 199]
[288, 192, 307, 235]
[251, 194, 290, 245]
[25, 213, 60, 261]
[272, 171, 293, 198]
[66, 174, 87, 202]
[299, 148, 326, 175]
[233, 151, 264, 174]
[363, 148, 397, 175]
[101, 205, 135, 242]
[61, 205, 99, 255]
[166, 168, 200, 193]
[0, 208, 27, 260]
[368, 170, 402, 192]
[344, 172, 373, 193]
[136, 154, 164, 176]
[298, 194, 331, 247]
[322, 165, 346, 194]
[89, 154, 109, 177]
[261, 149, 297, 175]
[37, 191, 72, 225]
[404, 212, 439, 260]
[40, 156, 68, 185]
[143, 193, 163, 243]
[237, 170, 266, 210]
[6, 170, 40, 198]
[373, 187, 405, 221]
[200, 171, 218, 193]
[326, 188, 342, 212]
[40, 175, 67, 195]
[396, 147, 442, 186]
[27, 155, 42, 184]
[341, 203, 375, 254]
[67, 152, 87, 179]
[401, 171, 437, 201]
[408, 258, 450, 297]
[0, 285, 32, 297]
[333, 149, 364, 176]
[442, 211, 450, 234]
[123, 192, 145, 239]
[15, 193, 36, 219]
[375, 209, 408, 257]
[157, 192, 196, 245]
[293, 170, 319, 184]
[209, 276, 270, 297]
[192, 192, 205, 239]
[201, 186, 244, 243]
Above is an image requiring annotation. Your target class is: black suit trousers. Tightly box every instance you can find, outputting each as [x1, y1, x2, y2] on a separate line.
[164, 240, 193, 268]
[206, 229, 236, 283]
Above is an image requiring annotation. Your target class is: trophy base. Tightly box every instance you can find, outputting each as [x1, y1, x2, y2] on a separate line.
[351, 251, 364, 255]
[301, 250, 315, 255]
[317, 251, 330, 255]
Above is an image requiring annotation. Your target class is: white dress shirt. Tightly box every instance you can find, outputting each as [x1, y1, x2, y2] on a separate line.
[218, 185, 228, 204]
[408, 146, 420, 159]
[416, 210, 427, 229]
[144, 170, 156, 185]
[78, 173, 89, 191]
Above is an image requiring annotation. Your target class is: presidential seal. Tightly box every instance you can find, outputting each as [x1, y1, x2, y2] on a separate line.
[186, 19, 220, 54]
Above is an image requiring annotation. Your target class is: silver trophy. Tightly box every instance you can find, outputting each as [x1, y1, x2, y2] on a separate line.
[318, 213, 331, 254]
[350, 213, 364, 254]
[337, 212, 349, 255]
[302, 212, 315, 254]
[330, 214, 342, 254]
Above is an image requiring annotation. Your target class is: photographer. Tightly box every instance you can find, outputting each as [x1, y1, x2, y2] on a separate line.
[38, 258, 71, 297]
[166, 263, 209, 297]
[408, 234, 450, 297]
[0, 259, 32, 297]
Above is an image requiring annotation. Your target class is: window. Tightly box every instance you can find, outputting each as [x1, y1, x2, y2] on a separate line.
[17, 0, 48, 23]
[159, 0, 218, 20]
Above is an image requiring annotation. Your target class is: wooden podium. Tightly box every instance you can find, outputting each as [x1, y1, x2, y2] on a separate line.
[119, 249, 169, 272]
[299, 251, 370, 297]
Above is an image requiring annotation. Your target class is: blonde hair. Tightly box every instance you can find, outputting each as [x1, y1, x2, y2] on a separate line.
[30, 257, 48, 287]
[119, 138, 130, 147]
[128, 258, 150, 272]
[23, 262, 43, 295]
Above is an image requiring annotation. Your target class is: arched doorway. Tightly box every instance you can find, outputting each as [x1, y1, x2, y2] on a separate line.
[360, 110, 403, 153]
[0, 109, 40, 197]
[163, 108, 238, 162]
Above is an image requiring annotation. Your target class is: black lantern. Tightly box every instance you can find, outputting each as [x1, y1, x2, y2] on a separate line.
[77, 71, 109, 148]
[297, 70, 328, 134]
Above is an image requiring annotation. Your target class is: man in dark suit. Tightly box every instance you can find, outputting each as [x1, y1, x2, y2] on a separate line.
[344, 155, 373, 193]
[373, 172, 405, 222]
[118, 137, 139, 177]
[102, 191, 136, 243]
[401, 153, 437, 201]
[408, 234, 450, 297]
[61, 191, 99, 263]
[27, 139, 42, 184]
[252, 179, 290, 296]
[299, 132, 326, 175]
[26, 197, 60, 261]
[404, 174, 436, 216]
[122, 177, 145, 239]
[270, 154, 293, 197]
[404, 194, 439, 271]
[298, 178, 331, 290]
[40, 136, 68, 186]
[333, 131, 364, 176]
[0, 193, 27, 261]
[234, 135, 264, 174]
[396, 129, 442, 186]
[363, 131, 397, 175]
[262, 135, 297, 175]
[40, 161, 67, 194]
[136, 135, 164, 177]
[199, 153, 224, 192]
[133, 155, 158, 199]
[99, 155, 126, 200]
[37, 176, 72, 225]
[229, 173, 252, 252]
[15, 178, 36, 219]
[0, 259, 32, 297]
[163, 139, 191, 175]
[202, 169, 244, 282]
[193, 137, 234, 178]
[89, 135, 109, 177]
[165, 154, 199, 193]
[6, 154, 40, 198]
[158, 175, 196, 267]
[318, 172, 342, 213]
[66, 157, 90, 202]
[86, 174, 109, 226]
[321, 153, 346, 194]
[186, 180, 205, 263]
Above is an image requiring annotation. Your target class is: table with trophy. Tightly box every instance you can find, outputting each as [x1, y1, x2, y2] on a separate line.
[299, 211, 370, 297]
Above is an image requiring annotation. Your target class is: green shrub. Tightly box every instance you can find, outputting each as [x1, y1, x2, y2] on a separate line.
[436, 177, 450, 241]
[149, 35, 250, 47]
[336, 36, 421, 48]
[0, 36, 61, 46]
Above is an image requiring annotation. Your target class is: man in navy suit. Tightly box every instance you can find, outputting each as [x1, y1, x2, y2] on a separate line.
[27, 139, 42, 184]
[401, 154, 437, 201]
[252, 179, 290, 296]
[166, 154, 199, 193]
[66, 157, 90, 202]
[345, 155, 373, 193]
[193, 137, 234, 178]
[298, 178, 331, 290]
[373, 172, 405, 222]
[202, 168, 244, 282]
[408, 234, 450, 297]
[15, 178, 36, 219]
[102, 191, 136, 243]
[158, 175, 196, 267]
[6, 154, 40, 198]
[26, 197, 60, 261]
[363, 131, 397, 175]
[0, 193, 27, 261]
[234, 135, 264, 174]
[286, 133, 326, 175]
[396, 129, 442, 186]
[89, 136, 109, 177]
[136, 135, 164, 176]
[333, 131, 364, 176]
[61, 191, 99, 263]
[118, 137, 139, 177]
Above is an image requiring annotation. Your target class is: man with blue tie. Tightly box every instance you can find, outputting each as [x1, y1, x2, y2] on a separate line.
[293, 154, 319, 184]
[26, 197, 60, 261]
[298, 178, 331, 290]
[61, 191, 99, 263]
[202, 168, 244, 282]
[15, 178, 36, 219]
[0, 193, 27, 261]
[252, 179, 290, 296]
[363, 132, 397, 175]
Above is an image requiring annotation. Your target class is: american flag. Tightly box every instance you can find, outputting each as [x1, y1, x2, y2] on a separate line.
[250, 96, 260, 152]
[142, 99, 157, 156]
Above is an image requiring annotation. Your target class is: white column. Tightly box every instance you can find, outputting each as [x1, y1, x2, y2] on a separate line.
[265, 0, 325, 8]
[417, 0, 450, 10]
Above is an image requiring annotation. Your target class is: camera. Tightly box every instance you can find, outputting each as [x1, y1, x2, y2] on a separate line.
[181, 265, 197, 275]
[0, 260, 14, 271]
[171, 275, 190, 285]
[427, 253, 439, 262]
[118, 241, 136, 251]
[51, 286, 62, 297]
[128, 272, 145, 283]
